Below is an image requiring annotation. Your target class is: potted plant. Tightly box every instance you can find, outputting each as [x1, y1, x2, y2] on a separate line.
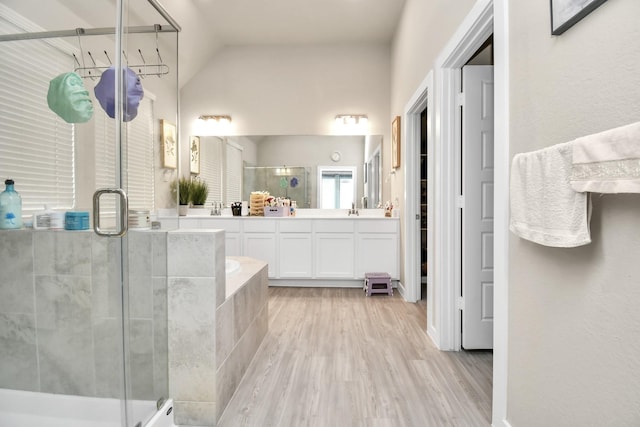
[190, 179, 209, 208]
[171, 177, 192, 216]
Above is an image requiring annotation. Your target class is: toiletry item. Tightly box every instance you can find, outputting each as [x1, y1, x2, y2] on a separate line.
[65, 211, 90, 230]
[33, 205, 53, 230]
[290, 201, 297, 217]
[241, 201, 249, 216]
[231, 202, 242, 216]
[49, 211, 65, 230]
[129, 210, 151, 229]
[0, 179, 22, 229]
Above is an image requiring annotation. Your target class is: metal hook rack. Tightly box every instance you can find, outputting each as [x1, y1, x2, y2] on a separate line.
[73, 47, 170, 79]
[72, 24, 169, 79]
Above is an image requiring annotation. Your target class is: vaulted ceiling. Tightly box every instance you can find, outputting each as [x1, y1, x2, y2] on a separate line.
[3, 0, 406, 86]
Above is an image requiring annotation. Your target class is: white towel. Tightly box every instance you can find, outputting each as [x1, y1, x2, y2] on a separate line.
[510, 141, 591, 247]
[571, 121, 640, 193]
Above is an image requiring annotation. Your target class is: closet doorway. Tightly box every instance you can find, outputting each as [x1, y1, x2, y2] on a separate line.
[419, 107, 428, 300]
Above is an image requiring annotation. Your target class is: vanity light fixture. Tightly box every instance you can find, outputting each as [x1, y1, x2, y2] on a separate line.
[274, 166, 292, 176]
[196, 114, 233, 136]
[198, 114, 232, 125]
[335, 114, 368, 126]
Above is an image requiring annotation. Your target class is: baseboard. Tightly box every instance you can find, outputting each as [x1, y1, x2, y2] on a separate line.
[396, 280, 406, 298]
[427, 323, 440, 348]
[268, 279, 399, 289]
[492, 418, 512, 427]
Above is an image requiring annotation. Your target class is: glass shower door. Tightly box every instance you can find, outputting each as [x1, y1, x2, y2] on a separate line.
[0, 0, 178, 425]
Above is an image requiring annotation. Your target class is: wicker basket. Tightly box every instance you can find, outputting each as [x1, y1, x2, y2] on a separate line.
[250, 192, 268, 216]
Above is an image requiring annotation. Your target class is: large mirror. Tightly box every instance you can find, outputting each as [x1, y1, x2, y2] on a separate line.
[194, 134, 383, 209]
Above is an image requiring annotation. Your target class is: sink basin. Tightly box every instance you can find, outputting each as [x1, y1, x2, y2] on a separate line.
[225, 258, 240, 275]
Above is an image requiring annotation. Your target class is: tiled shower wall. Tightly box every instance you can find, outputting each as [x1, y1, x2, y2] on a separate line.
[0, 229, 168, 400]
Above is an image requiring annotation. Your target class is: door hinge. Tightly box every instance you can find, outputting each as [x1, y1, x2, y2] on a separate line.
[416, 214, 420, 220]
[456, 92, 465, 107]
[456, 195, 464, 209]
[456, 296, 465, 310]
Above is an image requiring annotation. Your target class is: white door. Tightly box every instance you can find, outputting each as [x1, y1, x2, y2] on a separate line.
[462, 65, 494, 350]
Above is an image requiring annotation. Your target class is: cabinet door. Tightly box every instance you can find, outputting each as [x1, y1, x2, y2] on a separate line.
[243, 233, 276, 277]
[356, 233, 398, 279]
[279, 233, 312, 278]
[225, 233, 242, 256]
[315, 233, 354, 278]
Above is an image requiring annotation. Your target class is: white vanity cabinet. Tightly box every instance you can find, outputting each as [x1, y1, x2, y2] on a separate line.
[278, 220, 313, 278]
[207, 219, 241, 256]
[242, 219, 277, 277]
[314, 220, 355, 278]
[173, 215, 399, 284]
[355, 220, 399, 279]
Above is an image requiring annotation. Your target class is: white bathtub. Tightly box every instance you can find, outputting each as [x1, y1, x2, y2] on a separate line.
[0, 389, 175, 427]
[224, 256, 266, 298]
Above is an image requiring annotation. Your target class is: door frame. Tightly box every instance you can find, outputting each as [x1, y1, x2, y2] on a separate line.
[402, 0, 510, 425]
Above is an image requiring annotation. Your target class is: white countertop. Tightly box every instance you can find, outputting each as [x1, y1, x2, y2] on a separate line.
[157, 208, 399, 220]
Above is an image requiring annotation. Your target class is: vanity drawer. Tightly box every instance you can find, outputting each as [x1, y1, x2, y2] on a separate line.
[280, 220, 312, 233]
[243, 219, 277, 233]
[315, 219, 354, 233]
[200, 218, 241, 232]
[357, 219, 398, 233]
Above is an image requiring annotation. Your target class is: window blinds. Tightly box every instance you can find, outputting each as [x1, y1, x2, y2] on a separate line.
[93, 91, 155, 214]
[200, 136, 223, 205]
[0, 18, 75, 213]
[124, 97, 155, 211]
[199, 138, 243, 206]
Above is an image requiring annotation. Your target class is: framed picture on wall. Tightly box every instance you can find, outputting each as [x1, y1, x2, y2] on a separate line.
[161, 119, 177, 169]
[392, 116, 401, 169]
[550, 0, 608, 35]
[190, 136, 200, 174]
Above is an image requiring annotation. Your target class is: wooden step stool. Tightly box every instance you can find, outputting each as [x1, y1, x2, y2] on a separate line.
[364, 272, 393, 296]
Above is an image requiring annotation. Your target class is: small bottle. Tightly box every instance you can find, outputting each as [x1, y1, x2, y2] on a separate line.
[290, 201, 297, 217]
[0, 179, 23, 229]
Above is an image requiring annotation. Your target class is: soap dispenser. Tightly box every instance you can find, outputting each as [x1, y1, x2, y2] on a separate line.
[0, 179, 23, 229]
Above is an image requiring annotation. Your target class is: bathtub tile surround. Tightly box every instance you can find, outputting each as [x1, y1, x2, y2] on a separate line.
[0, 312, 38, 391]
[0, 231, 39, 390]
[167, 229, 269, 426]
[93, 317, 124, 397]
[34, 231, 92, 276]
[167, 229, 222, 426]
[168, 231, 219, 277]
[0, 228, 269, 426]
[168, 277, 217, 402]
[153, 277, 169, 397]
[0, 231, 34, 314]
[0, 229, 168, 402]
[35, 274, 94, 395]
[216, 257, 268, 421]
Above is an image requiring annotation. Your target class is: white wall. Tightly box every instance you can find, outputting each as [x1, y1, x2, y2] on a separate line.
[179, 43, 391, 200]
[508, 0, 640, 425]
[390, 0, 475, 299]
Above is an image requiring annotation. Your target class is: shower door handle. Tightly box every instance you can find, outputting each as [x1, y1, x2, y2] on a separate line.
[93, 188, 128, 237]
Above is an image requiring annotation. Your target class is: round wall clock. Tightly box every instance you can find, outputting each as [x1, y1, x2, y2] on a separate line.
[331, 151, 341, 162]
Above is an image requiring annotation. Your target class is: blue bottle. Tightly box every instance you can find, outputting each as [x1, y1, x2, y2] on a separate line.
[0, 179, 23, 229]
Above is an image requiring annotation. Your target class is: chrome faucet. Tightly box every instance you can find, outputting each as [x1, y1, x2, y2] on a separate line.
[210, 201, 222, 216]
[348, 202, 359, 216]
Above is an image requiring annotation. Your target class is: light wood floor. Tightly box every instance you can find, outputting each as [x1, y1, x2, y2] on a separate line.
[217, 287, 492, 427]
